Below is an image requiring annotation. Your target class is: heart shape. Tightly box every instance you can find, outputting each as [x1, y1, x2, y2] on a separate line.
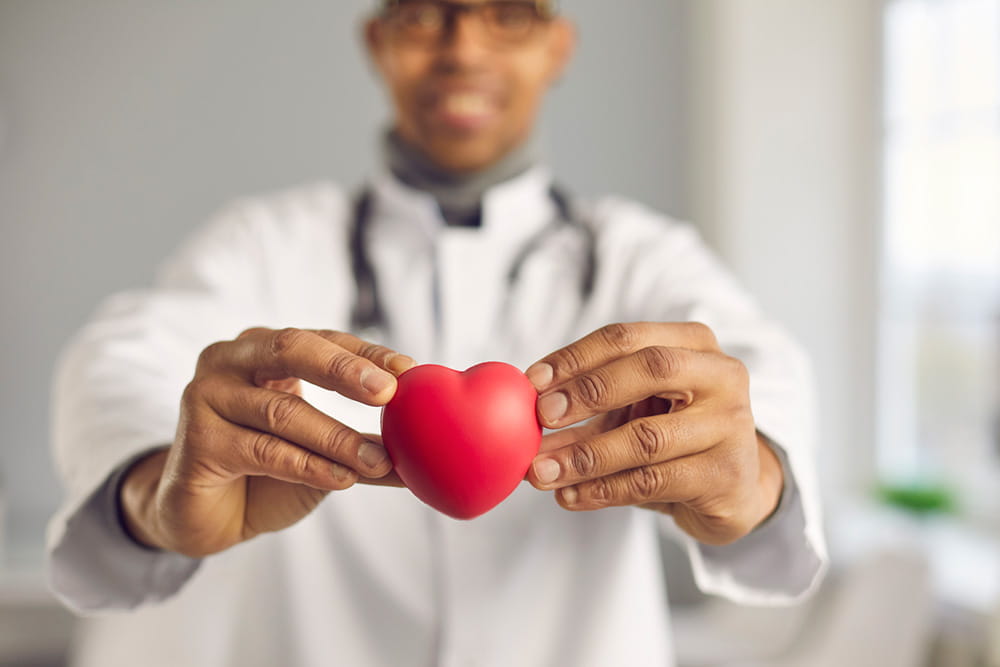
[380, 362, 542, 520]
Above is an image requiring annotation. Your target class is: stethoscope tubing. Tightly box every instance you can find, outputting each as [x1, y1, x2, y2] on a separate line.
[348, 184, 596, 337]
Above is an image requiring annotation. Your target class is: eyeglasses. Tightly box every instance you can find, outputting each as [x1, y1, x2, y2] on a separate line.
[380, 1, 556, 45]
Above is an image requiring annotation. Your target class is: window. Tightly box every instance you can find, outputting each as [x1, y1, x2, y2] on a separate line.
[879, 0, 1000, 524]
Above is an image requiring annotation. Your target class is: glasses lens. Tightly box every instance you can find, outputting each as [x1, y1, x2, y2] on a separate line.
[389, 1, 446, 35]
[384, 1, 548, 45]
[483, 2, 542, 39]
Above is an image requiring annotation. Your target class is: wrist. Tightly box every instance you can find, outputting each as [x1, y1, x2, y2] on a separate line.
[754, 432, 785, 527]
[118, 447, 170, 551]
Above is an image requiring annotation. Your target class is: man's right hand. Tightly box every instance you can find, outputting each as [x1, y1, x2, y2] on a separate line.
[119, 327, 415, 558]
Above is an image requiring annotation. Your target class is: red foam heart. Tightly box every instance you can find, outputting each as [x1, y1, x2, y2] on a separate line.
[380, 362, 542, 520]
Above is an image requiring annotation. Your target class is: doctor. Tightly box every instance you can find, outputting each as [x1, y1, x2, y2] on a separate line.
[48, 1, 826, 666]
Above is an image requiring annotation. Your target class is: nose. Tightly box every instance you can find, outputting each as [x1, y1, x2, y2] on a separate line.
[437, 7, 491, 67]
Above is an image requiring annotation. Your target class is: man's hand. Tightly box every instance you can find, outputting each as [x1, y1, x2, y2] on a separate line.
[120, 328, 414, 558]
[524, 322, 784, 546]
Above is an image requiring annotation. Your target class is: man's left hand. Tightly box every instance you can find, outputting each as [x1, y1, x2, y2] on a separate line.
[525, 322, 784, 546]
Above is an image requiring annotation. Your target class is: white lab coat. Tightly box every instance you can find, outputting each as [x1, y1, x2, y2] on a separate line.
[47, 166, 827, 667]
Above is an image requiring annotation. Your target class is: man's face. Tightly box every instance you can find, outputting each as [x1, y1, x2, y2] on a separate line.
[365, 1, 575, 172]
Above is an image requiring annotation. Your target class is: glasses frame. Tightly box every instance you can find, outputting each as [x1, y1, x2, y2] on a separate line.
[380, 0, 557, 18]
[378, 0, 558, 45]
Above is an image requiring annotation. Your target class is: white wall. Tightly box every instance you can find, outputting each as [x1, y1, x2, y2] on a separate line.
[688, 0, 882, 498]
[0, 1, 690, 558]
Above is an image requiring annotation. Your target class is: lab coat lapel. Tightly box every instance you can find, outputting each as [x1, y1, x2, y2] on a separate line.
[367, 167, 556, 369]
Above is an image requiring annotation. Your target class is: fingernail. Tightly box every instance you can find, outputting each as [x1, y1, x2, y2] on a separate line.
[358, 441, 390, 471]
[360, 367, 394, 395]
[560, 486, 578, 506]
[331, 464, 355, 483]
[525, 363, 554, 390]
[387, 355, 417, 374]
[533, 458, 560, 485]
[538, 391, 568, 423]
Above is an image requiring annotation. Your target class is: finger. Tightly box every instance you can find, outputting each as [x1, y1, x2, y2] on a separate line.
[638, 501, 675, 515]
[205, 380, 394, 479]
[258, 377, 303, 396]
[214, 420, 360, 492]
[310, 330, 417, 376]
[525, 322, 720, 392]
[528, 411, 723, 489]
[536, 346, 743, 428]
[553, 458, 707, 512]
[354, 434, 405, 487]
[536, 413, 619, 455]
[538, 425, 594, 454]
[557, 454, 762, 545]
[217, 328, 399, 405]
[358, 470, 406, 487]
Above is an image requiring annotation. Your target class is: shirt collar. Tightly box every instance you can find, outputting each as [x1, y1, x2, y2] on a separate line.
[382, 129, 540, 227]
[368, 164, 557, 247]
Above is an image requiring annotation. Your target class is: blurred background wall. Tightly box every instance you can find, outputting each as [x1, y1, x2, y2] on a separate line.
[0, 0, 688, 554]
[1, 1, 998, 666]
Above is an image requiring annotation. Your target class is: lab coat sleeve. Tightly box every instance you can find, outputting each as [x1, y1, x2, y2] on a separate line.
[47, 447, 200, 613]
[46, 196, 305, 613]
[593, 197, 828, 605]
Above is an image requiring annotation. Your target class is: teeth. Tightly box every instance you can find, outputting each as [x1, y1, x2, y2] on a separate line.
[443, 93, 490, 116]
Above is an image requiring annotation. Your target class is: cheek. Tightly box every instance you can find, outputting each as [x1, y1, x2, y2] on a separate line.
[507, 57, 554, 117]
[500, 83, 545, 140]
[382, 52, 431, 107]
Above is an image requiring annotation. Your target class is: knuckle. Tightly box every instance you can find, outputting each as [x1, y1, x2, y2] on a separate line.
[182, 376, 224, 411]
[686, 321, 718, 346]
[574, 372, 610, 410]
[628, 466, 664, 501]
[318, 329, 350, 343]
[555, 343, 588, 377]
[182, 377, 208, 404]
[238, 326, 267, 340]
[196, 341, 228, 369]
[292, 450, 317, 479]
[262, 393, 302, 432]
[600, 322, 639, 352]
[725, 354, 750, 384]
[270, 327, 304, 357]
[360, 342, 390, 363]
[568, 441, 600, 478]
[631, 419, 669, 463]
[588, 476, 613, 504]
[640, 345, 681, 379]
[291, 449, 322, 480]
[247, 431, 279, 467]
[324, 351, 364, 381]
[321, 424, 359, 459]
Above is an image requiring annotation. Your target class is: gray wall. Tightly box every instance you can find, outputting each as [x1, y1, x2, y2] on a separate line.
[0, 1, 689, 557]
[688, 0, 880, 499]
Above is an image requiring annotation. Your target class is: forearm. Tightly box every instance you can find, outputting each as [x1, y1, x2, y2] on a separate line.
[119, 447, 170, 551]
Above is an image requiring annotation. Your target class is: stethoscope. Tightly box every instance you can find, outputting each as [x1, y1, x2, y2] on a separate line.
[348, 184, 597, 337]
[349, 184, 597, 634]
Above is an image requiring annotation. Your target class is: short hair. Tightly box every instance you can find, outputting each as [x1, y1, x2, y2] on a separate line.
[376, 1, 560, 17]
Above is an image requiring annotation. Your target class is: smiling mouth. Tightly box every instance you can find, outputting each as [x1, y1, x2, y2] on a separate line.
[428, 91, 498, 132]
[442, 92, 492, 116]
